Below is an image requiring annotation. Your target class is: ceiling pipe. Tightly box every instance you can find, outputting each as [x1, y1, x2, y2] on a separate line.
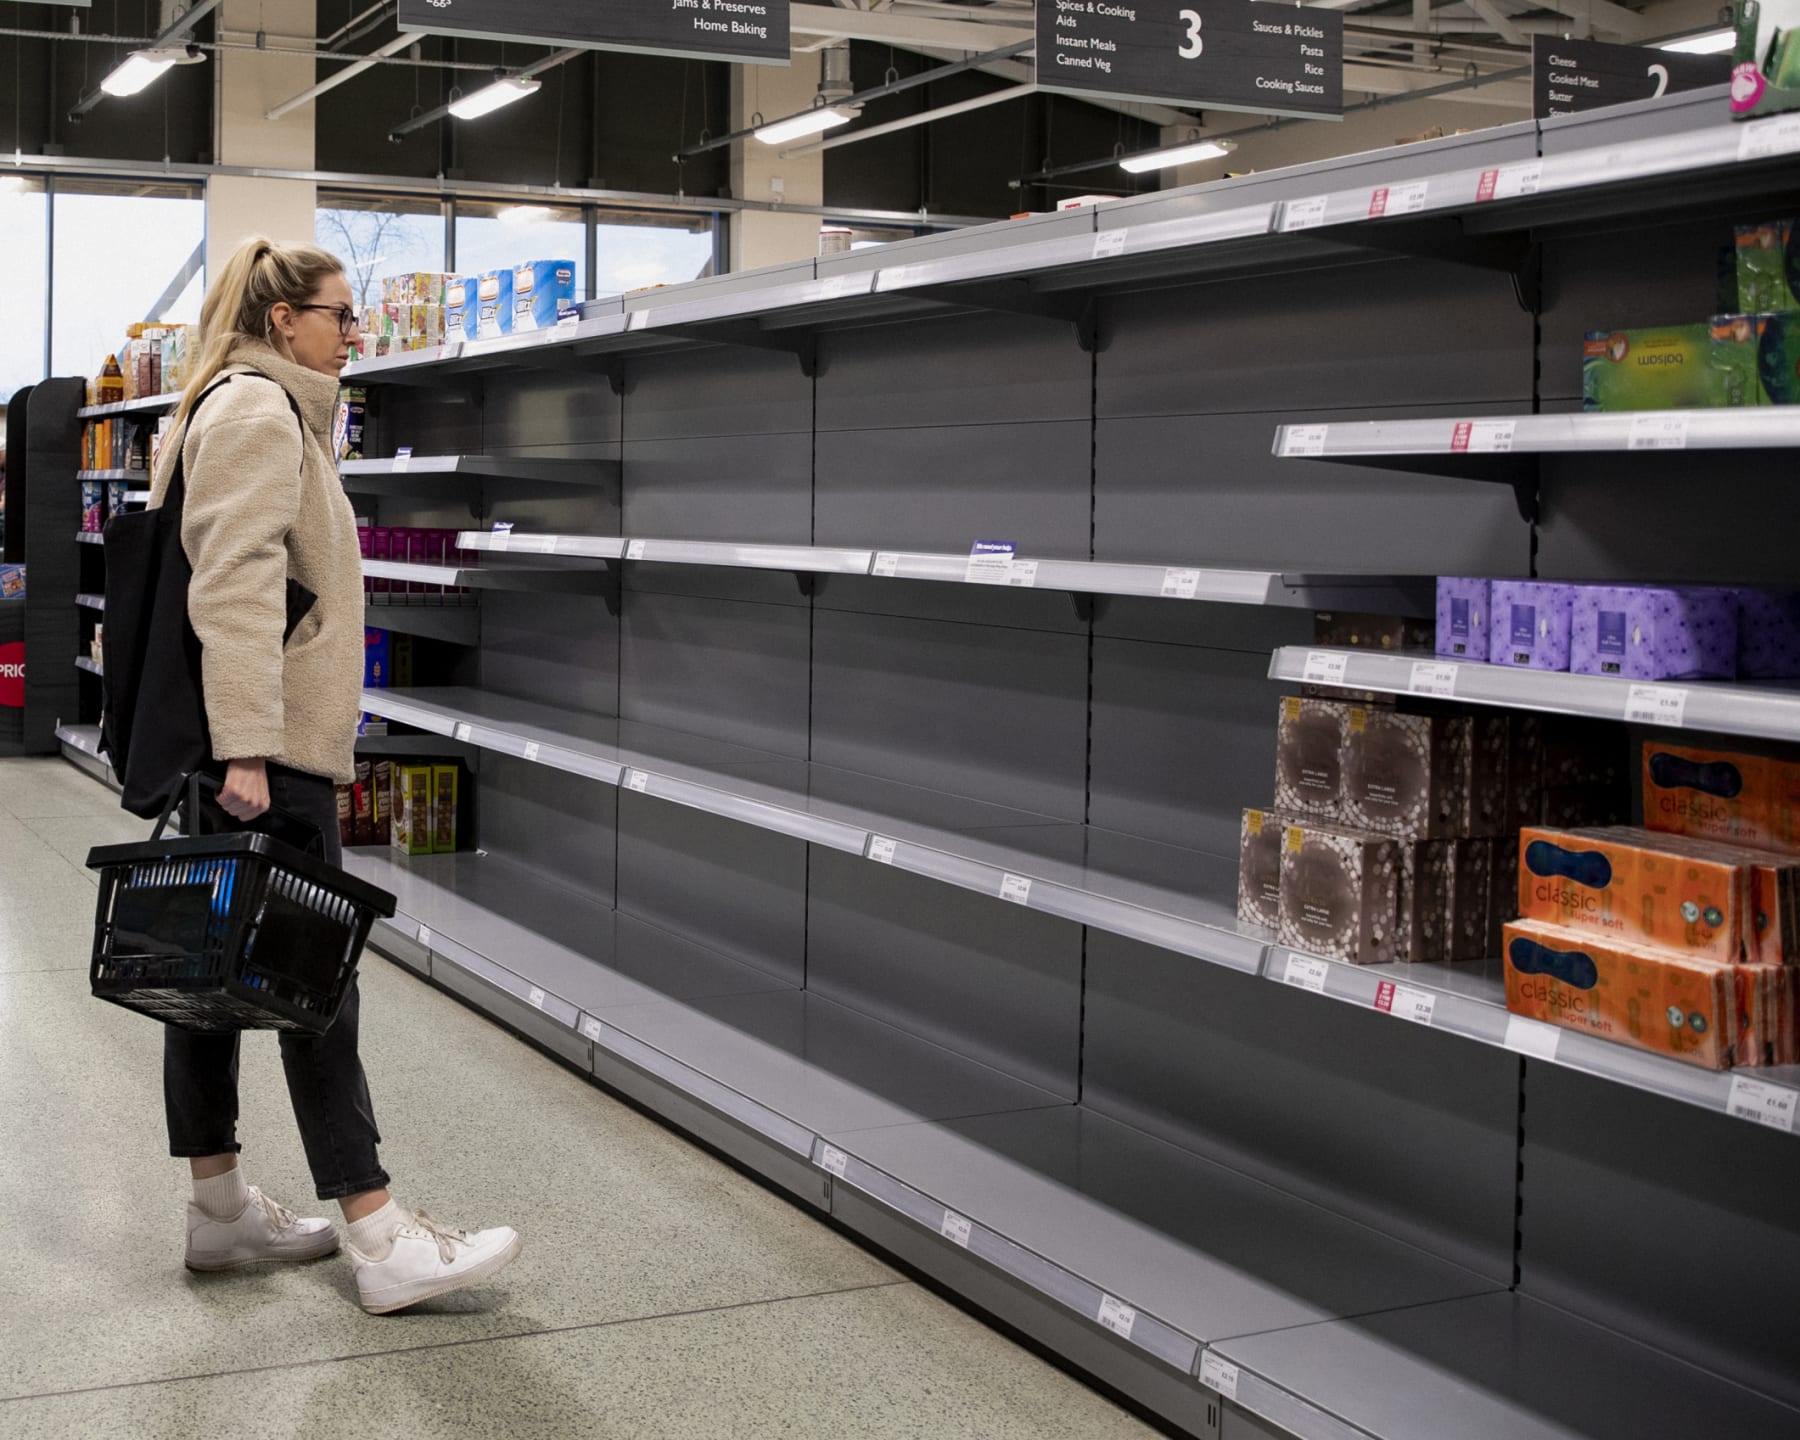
[68, 0, 225, 119]
[267, 31, 418, 120]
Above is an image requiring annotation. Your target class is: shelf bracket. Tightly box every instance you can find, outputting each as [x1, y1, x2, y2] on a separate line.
[1347, 218, 1541, 312]
[607, 359, 628, 398]
[904, 280, 1101, 353]
[1071, 592, 1098, 624]
[651, 321, 822, 378]
[794, 571, 818, 598]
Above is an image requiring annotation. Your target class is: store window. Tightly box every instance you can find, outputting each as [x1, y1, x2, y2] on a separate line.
[317, 193, 448, 307]
[50, 179, 204, 379]
[454, 202, 588, 300]
[0, 178, 47, 405]
[593, 209, 716, 299]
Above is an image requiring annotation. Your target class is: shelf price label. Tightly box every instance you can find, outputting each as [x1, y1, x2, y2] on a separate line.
[1161, 567, 1202, 599]
[1739, 113, 1800, 162]
[871, 552, 901, 578]
[1375, 981, 1436, 1027]
[393, 446, 413, 473]
[527, 986, 547, 1010]
[1000, 873, 1033, 906]
[820, 1145, 849, 1178]
[1279, 425, 1329, 458]
[1368, 179, 1428, 217]
[488, 529, 512, 553]
[1624, 684, 1688, 728]
[416, 925, 433, 950]
[454, 723, 474, 743]
[580, 1017, 604, 1043]
[625, 770, 651, 793]
[1302, 650, 1349, 686]
[1477, 163, 1542, 201]
[1504, 1014, 1562, 1060]
[625, 539, 647, 560]
[1727, 1076, 1797, 1131]
[523, 742, 541, 763]
[1280, 195, 1330, 231]
[966, 540, 1017, 585]
[867, 836, 898, 865]
[1627, 413, 1689, 451]
[1199, 1353, 1240, 1400]
[1008, 559, 1040, 588]
[1282, 953, 1331, 993]
[1451, 419, 1516, 453]
[1096, 1295, 1137, 1341]
[1092, 228, 1128, 261]
[940, 1211, 974, 1248]
[1410, 661, 1458, 696]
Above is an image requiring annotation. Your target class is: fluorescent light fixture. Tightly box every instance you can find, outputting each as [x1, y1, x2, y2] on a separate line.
[498, 205, 555, 225]
[100, 48, 193, 97]
[1660, 27, 1735, 52]
[449, 76, 542, 121]
[753, 106, 854, 146]
[0, 175, 28, 194]
[1119, 138, 1235, 173]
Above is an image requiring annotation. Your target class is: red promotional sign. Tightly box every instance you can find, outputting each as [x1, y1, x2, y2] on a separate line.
[0, 642, 24, 709]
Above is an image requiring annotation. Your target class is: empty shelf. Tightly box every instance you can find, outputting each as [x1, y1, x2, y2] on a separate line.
[54, 723, 105, 761]
[361, 558, 610, 595]
[1211, 1291, 1800, 1440]
[76, 532, 105, 546]
[1269, 645, 1800, 744]
[76, 594, 105, 611]
[1275, 410, 1800, 463]
[75, 469, 144, 482]
[342, 455, 616, 487]
[361, 602, 480, 645]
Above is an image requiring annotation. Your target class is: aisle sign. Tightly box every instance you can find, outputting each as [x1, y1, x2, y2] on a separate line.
[398, 0, 791, 66]
[1036, 0, 1343, 120]
[1532, 36, 1728, 120]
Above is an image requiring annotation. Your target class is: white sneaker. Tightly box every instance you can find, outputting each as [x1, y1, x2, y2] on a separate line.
[185, 1186, 341, 1272]
[349, 1208, 522, 1315]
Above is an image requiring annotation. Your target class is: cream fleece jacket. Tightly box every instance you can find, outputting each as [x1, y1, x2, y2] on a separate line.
[149, 342, 363, 784]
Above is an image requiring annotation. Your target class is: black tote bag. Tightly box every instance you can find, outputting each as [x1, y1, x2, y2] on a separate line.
[101, 377, 317, 819]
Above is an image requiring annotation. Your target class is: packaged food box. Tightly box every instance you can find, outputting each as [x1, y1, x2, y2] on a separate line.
[81, 482, 106, 533]
[471, 269, 515, 341]
[1341, 706, 1472, 840]
[1581, 325, 1735, 411]
[1489, 580, 1575, 671]
[1734, 588, 1800, 676]
[1312, 610, 1432, 653]
[1517, 825, 1757, 963]
[372, 760, 393, 848]
[1643, 740, 1800, 854]
[432, 764, 459, 854]
[512, 260, 577, 332]
[1570, 585, 1738, 682]
[363, 628, 390, 690]
[1275, 696, 1347, 819]
[1277, 819, 1400, 965]
[1237, 808, 1286, 931]
[1435, 577, 1490, 660]
[335, 784, 355, 849]
[352, 760, 374, 847]
[393, 764, 433, 856]
[1503, 919, 1737, 1069]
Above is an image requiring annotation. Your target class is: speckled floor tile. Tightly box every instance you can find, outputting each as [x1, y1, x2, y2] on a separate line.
[20, 811, 155, 872]
[0, 760, 128, 820]
[0, 1284, 1160, 1440]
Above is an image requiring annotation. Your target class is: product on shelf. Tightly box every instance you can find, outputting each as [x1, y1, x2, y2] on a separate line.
[90, 623, 104, 665]
[1237, 807, 1287, 929]
[1644, 740, 1800, 852]
[1436, 577, 1489, 659]
[1340, 706, 1472, 840]
[512, 260, 577, 332]
[1276, 819, 1400, 965]
[1275, 696, 1347, 818]
[1760, 311, 1800, 403]
[1721, 220, 1799, 314]
[1312, 610, 1433, 652]
[1733, 0, 1800, 120]
[1503, 918, 1739, 1068]
[1397, 837, 1492, 962]
[335, 387, 367, 461]
[372, 760, 393, 847]
[80, 483, 105, 533]
[432, 764, 459, 853]
[1489, 580, 1576, 670]
[0, 565, 24, 600]
[352, 759, 374, 846]
[393, 764, 433, 856]
[336, 783, 354, 848]
[471, 269, 515, 342]
[364, 628, 390, 688]
[1569, 585, 1739, 681]
[1581, 324, 1736, 411]
[96, 355, 124, 408]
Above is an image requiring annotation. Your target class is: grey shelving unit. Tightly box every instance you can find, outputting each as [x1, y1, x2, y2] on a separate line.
[51, 82, 1797, 1440]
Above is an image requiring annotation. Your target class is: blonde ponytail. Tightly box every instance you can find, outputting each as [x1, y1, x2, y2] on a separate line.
[172, 236, 346, 428]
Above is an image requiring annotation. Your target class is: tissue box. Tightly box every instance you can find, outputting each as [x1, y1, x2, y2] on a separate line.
[1436, 577, 1490, 660]
[1570, 585, 1738, 681]
[1733, 589, 1800, 676]
[1397, 839, 1491, 962]
[512, 260, 577, 332]
[1275, 696, 1347, 819]
[1490, 580, 1575, 670]
[1461, 713, 1510, 837]
[1277, 820, 1400, 965]
[1581, 325, 1731, 411]
[1341, 706, 1472, 840]
[1643, 740, 1800, 854]
[1237, 808, 1286, 931]
[1503, 919, 1736, 1070]
[1312, 611, 1432, 652]
[1517, 825, 1758, 963]
[1487, 834, 1521, 955]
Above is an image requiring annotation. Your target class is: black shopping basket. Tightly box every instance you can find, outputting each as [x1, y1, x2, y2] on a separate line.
[86, 774, 396, 1034]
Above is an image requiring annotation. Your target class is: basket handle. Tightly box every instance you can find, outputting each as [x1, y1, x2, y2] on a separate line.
[151, 772, 328, 858]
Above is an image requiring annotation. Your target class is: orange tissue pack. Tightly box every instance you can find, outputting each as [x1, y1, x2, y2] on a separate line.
[1642, 742, 1800, 854]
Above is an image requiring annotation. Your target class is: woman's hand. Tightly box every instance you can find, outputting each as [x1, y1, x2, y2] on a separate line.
[219, 758, 272, 822]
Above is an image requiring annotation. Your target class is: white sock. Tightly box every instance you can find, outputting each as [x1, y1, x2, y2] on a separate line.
[346, 1200, 405, 1261]
[192, 1164, 250, 1220]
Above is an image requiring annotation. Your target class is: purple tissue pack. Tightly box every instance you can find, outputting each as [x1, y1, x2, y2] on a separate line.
[1436, 578, 1490, 660]
[1571, 586, 1738, 682]
[1735, 590, 1800, 679]
[1489, 581, 1576, 671]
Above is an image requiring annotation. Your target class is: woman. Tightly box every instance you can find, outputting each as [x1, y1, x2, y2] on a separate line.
[148, 236, 521, 1314]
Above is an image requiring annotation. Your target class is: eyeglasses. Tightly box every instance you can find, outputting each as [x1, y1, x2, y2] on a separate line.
[294, 303, 361, 337]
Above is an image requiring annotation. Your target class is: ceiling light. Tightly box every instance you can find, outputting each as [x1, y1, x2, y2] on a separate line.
[449, 76, 542, 121]
[754, 106, 855, 146]
[101, 47, 200, 98]
[0, 175, 28, 194]
[1660, 28, 1736, 53]
[1119, 138, 1235, 174]
[498, 205, 555, 225]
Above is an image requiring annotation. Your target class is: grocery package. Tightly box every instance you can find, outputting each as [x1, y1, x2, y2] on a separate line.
[1312, 611, 1433, 652]
[1276, 696, 1348, 819]
[393, 765, 433, 856]
[1276, 819, 1400, 965]
[1732, 0, 1800, 120]
[1569, 585, 1738, 681]
[432, 765, 459, 853]
[1238, 808, 1287, 929]
[1489, 581, 1576, 671]
[1340, 706, 1472, 840]
[1643, 740, 1800, 852]
[1436, 577, 1489, 659]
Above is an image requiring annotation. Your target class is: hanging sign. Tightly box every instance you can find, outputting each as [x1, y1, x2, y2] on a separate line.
[1532, 36, 1728, 119]
[1037, 0, 1343, 120]
[398, 0, 791, 66]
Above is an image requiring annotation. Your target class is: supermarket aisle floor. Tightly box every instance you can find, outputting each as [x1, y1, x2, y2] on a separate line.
[0, 757, 1161, 1440]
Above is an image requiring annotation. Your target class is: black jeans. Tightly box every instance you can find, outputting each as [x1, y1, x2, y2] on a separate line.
[164, 763, 391, 1201]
